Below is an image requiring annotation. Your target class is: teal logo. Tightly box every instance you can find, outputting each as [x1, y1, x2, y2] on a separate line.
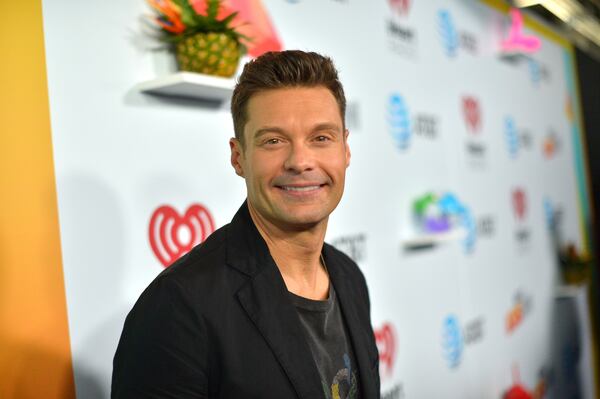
[388, 93, 411, 150]
[442, 315, 463, 369]
[437, 9, 459, 57]
[504, 116, 519, 158]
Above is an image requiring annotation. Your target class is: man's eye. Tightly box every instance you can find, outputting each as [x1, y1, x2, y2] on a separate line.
[315, 135, 331, 142]
[265, 138, 281, 145]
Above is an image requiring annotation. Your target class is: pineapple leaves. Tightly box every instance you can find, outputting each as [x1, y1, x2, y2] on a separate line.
[220, 11, 238, 27]
[167, 0, 199, 27]
[206, 0, 220, 20]
[147, 0, 247, 51]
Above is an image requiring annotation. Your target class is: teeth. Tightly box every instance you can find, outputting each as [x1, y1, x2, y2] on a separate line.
[281, 185, 320, 192]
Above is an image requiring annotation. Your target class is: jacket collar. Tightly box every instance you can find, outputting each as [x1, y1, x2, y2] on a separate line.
[324, 244, 379, 399]
[227, 202, 378, 399]
[227, 202, 323, 398]
[225, 201, 272, 277]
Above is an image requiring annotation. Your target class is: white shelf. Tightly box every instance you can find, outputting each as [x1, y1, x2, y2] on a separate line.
[555, 284, 587, 298]
[136, 72, 236, 101]
[401, 229, 464, 250]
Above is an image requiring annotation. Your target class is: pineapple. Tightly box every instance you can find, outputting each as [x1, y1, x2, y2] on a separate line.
[148, 0, 246, 77]
[175, 32, 240, 76]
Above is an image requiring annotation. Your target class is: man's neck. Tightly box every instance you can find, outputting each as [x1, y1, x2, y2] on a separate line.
[248, 204, 330, 300]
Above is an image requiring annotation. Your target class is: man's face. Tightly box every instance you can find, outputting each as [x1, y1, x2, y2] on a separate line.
[230, 86, 350, 231]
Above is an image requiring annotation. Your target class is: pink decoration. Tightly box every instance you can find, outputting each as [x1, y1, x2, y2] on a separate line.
[189, 0, 283, 57]
[501, 8, 541, 54]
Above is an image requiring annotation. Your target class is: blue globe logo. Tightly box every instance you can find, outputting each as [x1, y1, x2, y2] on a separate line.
[442, 315, 463, 369]
[544, 197, 554, 229]
[437, 9, 459, 58]
[388, 93, 411, 150]
[504, 116, 519, 158]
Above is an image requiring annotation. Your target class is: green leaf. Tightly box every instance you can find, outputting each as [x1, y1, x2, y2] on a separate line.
[206, 0, 219, 20]
[176, 0, 201, 27]
[220, 11, 238, 26]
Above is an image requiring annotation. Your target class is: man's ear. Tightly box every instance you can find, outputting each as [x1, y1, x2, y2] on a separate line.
[229, 138, 245, 177]
[344, 129, 351, 168]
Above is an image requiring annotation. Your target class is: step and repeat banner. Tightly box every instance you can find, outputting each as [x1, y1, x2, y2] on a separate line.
[39, 0, 591, 397]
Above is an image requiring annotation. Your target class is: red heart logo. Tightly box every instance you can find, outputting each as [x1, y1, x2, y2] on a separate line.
[149, 204, 215, 267]
[462, 96, 481, 134]
[389, 0, 411, 16]
[512, 189, 527, 221]
[374, 322, 396, 378]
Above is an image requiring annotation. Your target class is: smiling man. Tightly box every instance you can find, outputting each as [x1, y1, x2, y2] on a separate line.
[112, 50, 380, 399]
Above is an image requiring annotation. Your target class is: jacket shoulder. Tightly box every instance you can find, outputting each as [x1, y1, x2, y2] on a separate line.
[145, 223, 249, 307]
[160, 223, 229, 279]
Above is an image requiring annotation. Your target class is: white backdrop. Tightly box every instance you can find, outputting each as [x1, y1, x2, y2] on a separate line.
[42, 0, 590, 397]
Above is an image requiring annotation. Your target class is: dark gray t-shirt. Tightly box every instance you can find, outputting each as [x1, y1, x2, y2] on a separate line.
[289, 284, 361, 399]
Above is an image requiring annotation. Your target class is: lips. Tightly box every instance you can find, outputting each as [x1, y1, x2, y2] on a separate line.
[279, 185, 322, 192]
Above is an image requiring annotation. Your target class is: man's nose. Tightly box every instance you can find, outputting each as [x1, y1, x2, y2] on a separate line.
[284, 142, 315, 173]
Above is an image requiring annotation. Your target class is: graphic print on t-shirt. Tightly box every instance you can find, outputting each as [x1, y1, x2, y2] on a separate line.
[289, 283, 361, 399]
[322, 353, 358, 399]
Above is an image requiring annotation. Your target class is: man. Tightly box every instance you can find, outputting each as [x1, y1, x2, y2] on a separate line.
[112, 50, 380, 399]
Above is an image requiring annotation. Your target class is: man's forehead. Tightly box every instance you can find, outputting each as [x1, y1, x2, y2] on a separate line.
[247, 86, 335, 105]
[245, 87, 341, 123]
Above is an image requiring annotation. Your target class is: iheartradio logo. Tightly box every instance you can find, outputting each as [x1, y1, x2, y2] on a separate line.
[374, 322, 397, 378]
[512, 189, 527, 221]
[149, 204, 215, 267]
[389, 0, 411, 16]
[462, 96, 481, 134]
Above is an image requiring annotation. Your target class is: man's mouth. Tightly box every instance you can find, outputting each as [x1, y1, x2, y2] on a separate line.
[279, 185, 322, 192]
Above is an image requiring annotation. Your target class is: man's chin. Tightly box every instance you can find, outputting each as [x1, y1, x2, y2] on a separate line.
[275, 212, 329, 231]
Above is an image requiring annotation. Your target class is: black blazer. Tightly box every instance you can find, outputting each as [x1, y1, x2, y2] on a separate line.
[112, 202, 380, 398]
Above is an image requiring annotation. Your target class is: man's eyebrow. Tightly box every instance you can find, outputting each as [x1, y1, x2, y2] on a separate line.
[312, 122, 342, 133]
[253, 126, 286, 139]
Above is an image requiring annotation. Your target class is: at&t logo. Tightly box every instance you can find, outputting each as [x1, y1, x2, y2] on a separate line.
[543, 196, 563, 230]
[388, 94, 411, 150]
[437, 9, 478, 58]
[441, 315, 484, 369]
[505, 116, 519, 158]
[437, 10, 458, 57]
[504, 116, 533, 159]
[442, 315, 463, 368]
[387, 93, 438, 150]
[149, 203, 216, 267]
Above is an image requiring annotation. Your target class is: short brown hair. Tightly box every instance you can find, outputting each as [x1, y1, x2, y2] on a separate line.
[230, 50, 346, 144]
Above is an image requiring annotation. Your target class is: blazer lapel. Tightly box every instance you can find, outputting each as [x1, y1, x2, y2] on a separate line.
[227, 203, 324, 399]
[325, 246, 379, 399]
[236, 264, 324, 399]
